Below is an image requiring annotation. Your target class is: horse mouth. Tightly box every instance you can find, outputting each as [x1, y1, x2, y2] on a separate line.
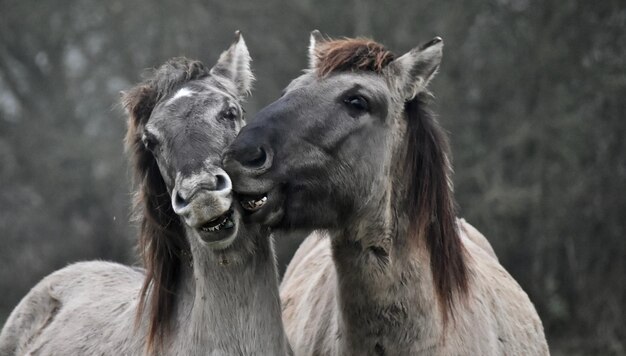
[240, 194, 268, 212]
[237, 187, 284, 226]
[199, 209, 235, 233]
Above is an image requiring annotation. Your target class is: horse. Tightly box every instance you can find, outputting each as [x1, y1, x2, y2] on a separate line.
[0, 33, 290, 356]
[223, 31, 549, 355]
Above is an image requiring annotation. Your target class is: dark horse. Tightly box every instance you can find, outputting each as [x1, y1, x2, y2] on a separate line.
[0, 33, 290, 355]
[224, 32, 548, 355]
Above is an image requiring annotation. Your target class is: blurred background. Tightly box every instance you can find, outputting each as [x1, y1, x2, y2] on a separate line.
[0, 0, 624, 354]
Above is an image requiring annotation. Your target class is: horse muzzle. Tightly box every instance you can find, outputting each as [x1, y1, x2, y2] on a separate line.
[171, 167, 234, 230]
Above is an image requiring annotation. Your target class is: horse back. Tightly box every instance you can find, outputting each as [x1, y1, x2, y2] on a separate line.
[0, 261, 144, 355]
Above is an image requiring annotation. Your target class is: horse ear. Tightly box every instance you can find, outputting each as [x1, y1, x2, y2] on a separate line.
[388, 37, 443, 101]
[308, 29, 324, 69]
[210, 31, 254, 98]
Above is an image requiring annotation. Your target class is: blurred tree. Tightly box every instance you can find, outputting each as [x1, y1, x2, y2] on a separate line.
[0, 0, 135, 324]
[435, 1, 626, 353]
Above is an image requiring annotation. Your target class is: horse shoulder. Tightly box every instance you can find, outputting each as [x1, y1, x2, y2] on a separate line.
[280, 231, 340, 356]
[458, 218, 498, 260]
[452, 240, 549, 355]
[0, 261, 145, 355]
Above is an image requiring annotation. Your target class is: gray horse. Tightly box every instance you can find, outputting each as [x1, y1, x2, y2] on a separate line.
[0, 33, 290, 356]
[224, 32, 549, 355]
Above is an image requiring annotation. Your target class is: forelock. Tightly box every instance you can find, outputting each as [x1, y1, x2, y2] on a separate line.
[148, 57, 212, 104]
[314, 38, 395, 77]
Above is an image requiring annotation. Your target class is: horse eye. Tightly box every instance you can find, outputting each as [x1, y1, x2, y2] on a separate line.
[344, 95, 369, 112]
[222, 107, 238, 120]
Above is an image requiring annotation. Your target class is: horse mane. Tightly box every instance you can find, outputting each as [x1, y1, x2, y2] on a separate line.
[315, 38, 469, 323]
[404, 94, 469, 325]
[122, 58, 211, 354]
[314, 38, 395, 77]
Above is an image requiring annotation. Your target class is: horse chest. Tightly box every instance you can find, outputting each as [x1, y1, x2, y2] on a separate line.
[340, 301, 433, 356]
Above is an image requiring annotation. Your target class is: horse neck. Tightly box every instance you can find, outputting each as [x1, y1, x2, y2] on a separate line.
[173, 228, 289, 355]
[330, 167, 442, 354]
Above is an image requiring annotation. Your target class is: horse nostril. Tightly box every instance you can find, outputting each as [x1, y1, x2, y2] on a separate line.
[215, 174, 229, 191]
[175, 191, 188, 208]
[242, 146, 268, 169]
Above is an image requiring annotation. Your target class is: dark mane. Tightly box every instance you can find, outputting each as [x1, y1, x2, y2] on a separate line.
[315, 37, 468, 322]
[122, 57, 211, 354]
[404, 94, 469, 325]
[314, 38, 395, 77]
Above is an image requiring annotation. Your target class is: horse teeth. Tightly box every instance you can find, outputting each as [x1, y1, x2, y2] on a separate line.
[205, 224, 221, 232]
[200, 211, 234, 233]
[242, 196, 267, 211]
